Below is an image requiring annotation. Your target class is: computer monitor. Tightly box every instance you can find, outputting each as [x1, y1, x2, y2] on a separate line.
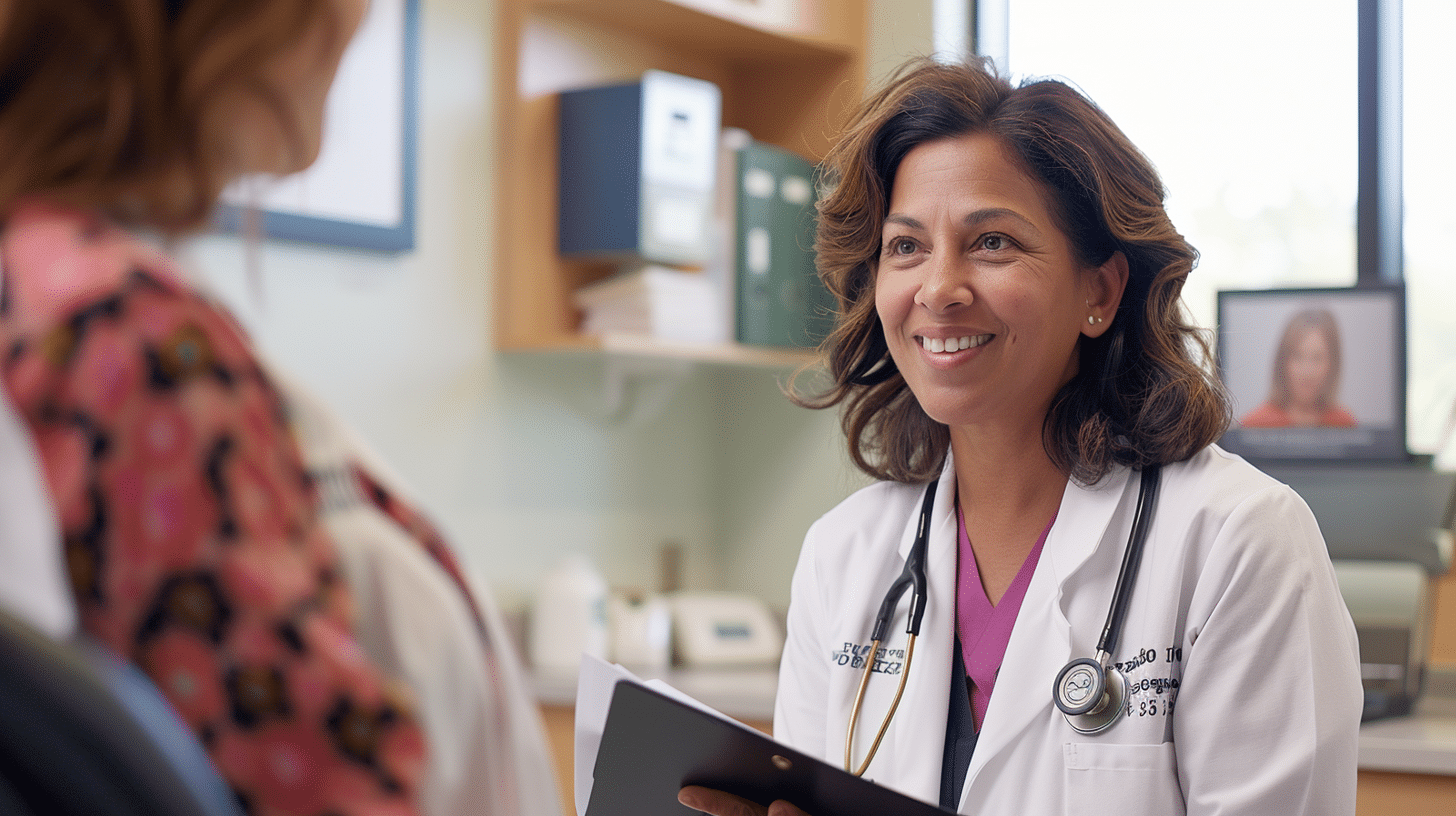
[1216, 285, 1407, 462]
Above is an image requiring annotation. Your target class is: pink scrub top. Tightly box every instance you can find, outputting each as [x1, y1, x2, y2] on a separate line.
[955, 503, 1057, 729]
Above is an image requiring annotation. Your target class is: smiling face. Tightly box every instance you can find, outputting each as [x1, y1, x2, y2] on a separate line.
[873, 132, 1125, 440]
[1285, 326, 1334, 410]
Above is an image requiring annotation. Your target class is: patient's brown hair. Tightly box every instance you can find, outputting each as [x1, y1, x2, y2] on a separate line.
[0, 0, 342, 235]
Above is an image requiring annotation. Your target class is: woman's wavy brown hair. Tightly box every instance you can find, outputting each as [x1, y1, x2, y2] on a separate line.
[0, 0, 339, 235]
[795, 57, 1231, 485]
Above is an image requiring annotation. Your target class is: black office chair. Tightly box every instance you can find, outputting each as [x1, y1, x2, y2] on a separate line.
[0, 607, 242, 816]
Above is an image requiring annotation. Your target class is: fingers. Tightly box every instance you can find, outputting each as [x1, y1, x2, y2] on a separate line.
[767, 799, 813, 816]
[678, 786, 767, 816]
[677, 786, 813, 816]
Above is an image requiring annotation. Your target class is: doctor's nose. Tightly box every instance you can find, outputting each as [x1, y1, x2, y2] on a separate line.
[913, 256, 972, 313]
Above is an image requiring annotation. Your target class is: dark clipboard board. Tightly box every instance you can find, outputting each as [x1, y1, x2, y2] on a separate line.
[585, 680, 951, 816]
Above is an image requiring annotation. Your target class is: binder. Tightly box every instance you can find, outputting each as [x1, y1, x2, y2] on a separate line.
[557, 70, 722, 265]
[732, 141, 835, 348]
[584, 680, 949, 816]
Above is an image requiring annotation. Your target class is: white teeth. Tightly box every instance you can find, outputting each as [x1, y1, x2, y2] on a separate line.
[919, 335, 987, 353]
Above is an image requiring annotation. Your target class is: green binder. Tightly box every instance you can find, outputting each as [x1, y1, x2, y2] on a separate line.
[733, 141, 835, 348]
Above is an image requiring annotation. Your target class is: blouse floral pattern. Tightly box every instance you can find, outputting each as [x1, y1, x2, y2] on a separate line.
[0, 201, 427, 816]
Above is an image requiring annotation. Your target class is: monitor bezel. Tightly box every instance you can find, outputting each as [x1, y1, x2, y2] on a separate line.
[1215, 284, 1409, 464]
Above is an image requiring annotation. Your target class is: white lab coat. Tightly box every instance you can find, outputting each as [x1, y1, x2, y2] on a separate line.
[773, 445, 1362, 815]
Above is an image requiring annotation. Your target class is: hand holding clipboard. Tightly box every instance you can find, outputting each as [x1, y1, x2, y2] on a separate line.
[575, 657, 950, 816]
[678, 784, 813, 816]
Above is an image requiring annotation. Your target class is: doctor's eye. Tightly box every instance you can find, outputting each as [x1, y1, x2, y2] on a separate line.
[977, 233, 1013, 252]
[885, 237, 919, 256]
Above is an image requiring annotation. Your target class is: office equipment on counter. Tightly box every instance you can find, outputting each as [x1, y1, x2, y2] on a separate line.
[1334, 560, 1437, 721]
[731, 139, 834, 348]
[575, 657, 945, 816]
[1263, 459, 1454, 721]
[669, 591, 783, 668]
[572, 265, 726, 344]
[558, 70, 721, 265]
[529, 555, 609, 677]
[608, 592, 672, 672]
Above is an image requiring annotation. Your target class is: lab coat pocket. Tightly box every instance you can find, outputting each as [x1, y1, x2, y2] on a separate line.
[1062, 742, 1184, 816]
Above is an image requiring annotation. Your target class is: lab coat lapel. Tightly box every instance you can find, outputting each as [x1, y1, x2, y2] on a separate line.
[875, 457, 959, 802]
[960, 467, 1133, 800]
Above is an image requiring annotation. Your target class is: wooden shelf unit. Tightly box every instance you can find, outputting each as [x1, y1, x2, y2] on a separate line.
[492, 0, 867, 366]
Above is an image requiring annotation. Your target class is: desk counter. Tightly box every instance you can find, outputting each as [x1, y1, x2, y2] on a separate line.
[533, 665, 779, 723]
[534, 667, 1456, 814]
[1359, 691, 1456, 776]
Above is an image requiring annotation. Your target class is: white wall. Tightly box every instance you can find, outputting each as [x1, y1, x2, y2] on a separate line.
[184, 0, 934, 613]
[713, 3, 935, 605]
[870, 0, 938, 78]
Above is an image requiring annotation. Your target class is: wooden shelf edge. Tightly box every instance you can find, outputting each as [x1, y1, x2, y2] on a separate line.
[499, 332, 823, 370]
[524, 0, 859, 61]
[601, 333, 822, 368]
[495, 334, 598, 353]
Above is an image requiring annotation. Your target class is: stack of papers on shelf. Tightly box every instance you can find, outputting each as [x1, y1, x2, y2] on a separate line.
[573, 265, 728, 344]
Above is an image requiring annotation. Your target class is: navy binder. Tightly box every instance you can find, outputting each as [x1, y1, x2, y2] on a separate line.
[557, 70, 721, 265]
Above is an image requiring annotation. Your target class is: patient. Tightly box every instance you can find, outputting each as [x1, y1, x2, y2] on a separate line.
[0, 2, 561, 814]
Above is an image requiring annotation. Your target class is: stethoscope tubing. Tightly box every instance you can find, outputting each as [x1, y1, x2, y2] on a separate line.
[844, 634, 918, 776]
[1096, 466, 1162, 658]
[845, 479, 937, 775]
[846, 466, 1163, 772]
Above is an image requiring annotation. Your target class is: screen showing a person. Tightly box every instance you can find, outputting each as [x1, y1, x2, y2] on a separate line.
[1217, 286, 1407, 461]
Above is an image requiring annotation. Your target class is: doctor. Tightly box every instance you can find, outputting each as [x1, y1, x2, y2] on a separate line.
[681, 59, 1362, 816]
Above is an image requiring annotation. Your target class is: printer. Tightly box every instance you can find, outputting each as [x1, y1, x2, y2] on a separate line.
[1334, 557, 1444, 720]
[1263, 460, 1455, 722]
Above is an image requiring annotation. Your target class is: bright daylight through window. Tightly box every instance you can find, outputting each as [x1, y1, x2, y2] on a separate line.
[1001, 0, 1454, 462]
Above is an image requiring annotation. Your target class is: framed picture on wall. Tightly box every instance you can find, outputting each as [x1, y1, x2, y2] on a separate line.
[1216, 285, 1408, 462]
[214, 0, 420, 251]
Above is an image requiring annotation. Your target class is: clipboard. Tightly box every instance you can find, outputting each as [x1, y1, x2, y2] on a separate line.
[585, 679, 950, 816]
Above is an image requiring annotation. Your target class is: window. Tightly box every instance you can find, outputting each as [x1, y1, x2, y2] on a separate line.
[1403, 1, 1456, 460]
[1000, 0, 1453, 459]
[1002, 0, 1358, 332]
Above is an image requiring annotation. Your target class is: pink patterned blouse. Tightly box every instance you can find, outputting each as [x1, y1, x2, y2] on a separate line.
[0, 200, 432, 816]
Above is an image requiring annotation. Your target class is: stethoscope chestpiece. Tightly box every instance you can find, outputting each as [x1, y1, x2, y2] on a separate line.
[1053, 657, 1105, 715]
[1053, 656, 1128, 735]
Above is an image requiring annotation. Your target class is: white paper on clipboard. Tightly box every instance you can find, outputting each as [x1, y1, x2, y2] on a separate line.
[572, 655, 759, 815]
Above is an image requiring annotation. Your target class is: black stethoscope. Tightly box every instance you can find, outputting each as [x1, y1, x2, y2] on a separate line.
[844, 466, 1162, 776]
